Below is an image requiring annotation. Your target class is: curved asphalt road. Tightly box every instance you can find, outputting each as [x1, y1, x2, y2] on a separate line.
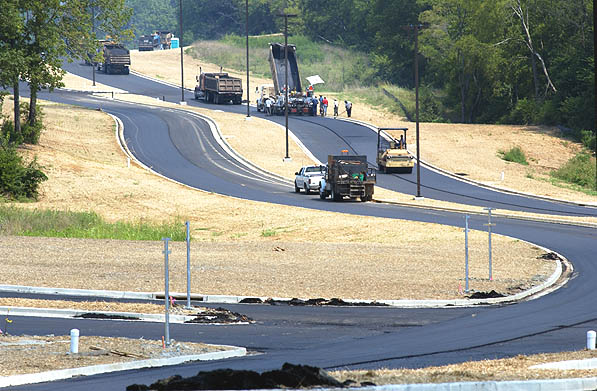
[5, 62, 596, 390]
[62, 60, 597, 218]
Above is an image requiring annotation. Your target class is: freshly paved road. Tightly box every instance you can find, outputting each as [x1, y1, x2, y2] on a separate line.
[4, 62, 596, 390]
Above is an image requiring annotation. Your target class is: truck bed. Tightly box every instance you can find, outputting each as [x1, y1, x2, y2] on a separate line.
[269, 43, 302, 94]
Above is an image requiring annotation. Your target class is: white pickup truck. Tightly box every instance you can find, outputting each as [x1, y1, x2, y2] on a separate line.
[294, 165, 326, 194]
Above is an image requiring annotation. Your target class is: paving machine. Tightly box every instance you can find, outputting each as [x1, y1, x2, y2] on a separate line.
[377, 127, 414, 173]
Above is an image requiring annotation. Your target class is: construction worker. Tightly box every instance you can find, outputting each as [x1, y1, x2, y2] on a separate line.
[345, 100, 352, 117]
[333, 99, 339, 117]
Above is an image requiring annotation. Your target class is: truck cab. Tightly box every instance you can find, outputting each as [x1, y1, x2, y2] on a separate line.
[256, 84, 275, 112]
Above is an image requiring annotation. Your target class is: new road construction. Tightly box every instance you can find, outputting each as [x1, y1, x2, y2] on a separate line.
[1, 56, 596, 390]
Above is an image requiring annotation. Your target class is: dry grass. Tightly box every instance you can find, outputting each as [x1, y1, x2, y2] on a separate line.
[0, 236, 551, 300]
[0, 334, 227, 377]
[333, 350, 597, 384]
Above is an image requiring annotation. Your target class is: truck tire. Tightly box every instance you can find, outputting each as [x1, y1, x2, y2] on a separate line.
[331, 188, 341, 202]
[304, 184, 310, 195]
[319, 188, 326, 199]
[214, 94, 219, 104]
[294, 181, 300, 193]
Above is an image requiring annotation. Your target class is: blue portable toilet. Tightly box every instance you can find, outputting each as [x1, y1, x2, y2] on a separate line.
[171, 37, 179, 49]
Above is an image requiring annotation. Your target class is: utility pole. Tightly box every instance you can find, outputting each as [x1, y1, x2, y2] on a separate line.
[404, 24, 425, 198]
[179, 0, 185, 103]
[91, 6, 96, 86]
[278, 6, 296, 161]
[245, 0, 250, 117]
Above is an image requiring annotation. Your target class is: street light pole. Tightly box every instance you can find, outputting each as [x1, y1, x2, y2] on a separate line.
[245, 0, 250, 117]
[404, 24, 425, 199]
[277, 10, 296, 160]
[179, 0, 185, 103]
[284, 15, 289, 159]
[91, 6, 96, 86]
[413, 24, 422, 198]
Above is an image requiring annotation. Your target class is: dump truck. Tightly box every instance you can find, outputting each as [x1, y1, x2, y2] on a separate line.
[268, 43, 309, 115]
[377, 127, 415, 173]
[194, 69, 243, 104]
[97, 43, 130, 74]
[157, 31, 173, 49]
[138, 34, 160, 51]
[319, 154, 376, 202]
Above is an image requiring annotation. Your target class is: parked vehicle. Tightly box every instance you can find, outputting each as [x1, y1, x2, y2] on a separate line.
[295, 165, 326, 194]
[97, 43, 130, 75]
[320, 154, 376, 202]
[377, 128, 414, 173]
[194, 69, 243, 104]
[138, 34, 160, 51]
[256, 84, 276, 112]
[157, 31, 173, 49]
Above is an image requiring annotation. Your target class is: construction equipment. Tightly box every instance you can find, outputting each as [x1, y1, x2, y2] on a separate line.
[157, 31, 173, 49]
[194, 68, 243, 104]
[319, 153, 376, 202]
[138, 34, 160, 51]
[97, 43, 130, 75]
[255, 84, 276, 112]
[377, 127, 414, 173]
[267, 43, 309, 115]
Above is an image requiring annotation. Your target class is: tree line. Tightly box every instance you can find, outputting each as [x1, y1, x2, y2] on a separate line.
[127, 0, 594, 142]
[0, 0, 131, 199]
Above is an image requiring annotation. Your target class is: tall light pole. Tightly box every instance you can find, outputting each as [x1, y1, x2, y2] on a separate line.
[278, 11, 297, 160]
[405, 24, 425, 198]
[91, 6, 96, 86]
[245, 0, 250, 117]
[179, 0, 185, 103]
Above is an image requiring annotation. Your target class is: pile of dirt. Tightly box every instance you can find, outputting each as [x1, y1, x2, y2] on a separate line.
[185, 307, 253, 324]
[126, 363, 358, 390]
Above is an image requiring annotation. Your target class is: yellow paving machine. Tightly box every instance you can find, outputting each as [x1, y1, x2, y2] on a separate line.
[376, 127, 414, 174]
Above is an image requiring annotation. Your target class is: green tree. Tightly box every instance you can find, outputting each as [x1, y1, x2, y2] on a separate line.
[22, 0, 132, 140]
[0, 1, 27, 137]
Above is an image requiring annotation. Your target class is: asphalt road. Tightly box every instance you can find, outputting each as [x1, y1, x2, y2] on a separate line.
[4, 62, 597, 390]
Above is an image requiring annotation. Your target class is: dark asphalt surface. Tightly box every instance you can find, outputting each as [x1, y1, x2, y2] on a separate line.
[4, 61, 596, 390]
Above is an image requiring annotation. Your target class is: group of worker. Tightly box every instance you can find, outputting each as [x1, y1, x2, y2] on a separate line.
[309, 95, 352, 118]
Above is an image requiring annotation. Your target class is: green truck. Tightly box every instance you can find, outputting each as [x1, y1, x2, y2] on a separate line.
[319, 154, 376, 202]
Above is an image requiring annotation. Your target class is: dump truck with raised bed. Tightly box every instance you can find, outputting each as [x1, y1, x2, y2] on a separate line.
[268, 43, 309, 115]
[377, 127, 414, 173]
[138, 34, 160, 51]
[319, 154, 376, 202]
[194, 69, 243, 104]
[97, 43, 130, 74]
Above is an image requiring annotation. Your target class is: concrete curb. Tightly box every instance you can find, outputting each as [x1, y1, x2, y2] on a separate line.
[0, 306, 195, 324]
[0, 345, 246, 388]
[317, 377, 597, 391]
[531, 358, 597, 370]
